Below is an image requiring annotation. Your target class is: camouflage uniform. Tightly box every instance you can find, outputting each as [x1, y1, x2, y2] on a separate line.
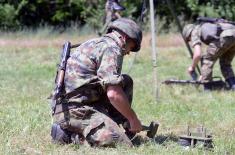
[52, 32, 134, 147]
[190, 23, 235, 82]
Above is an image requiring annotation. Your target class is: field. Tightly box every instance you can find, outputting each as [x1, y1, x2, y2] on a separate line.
[0, 30, 234, 155]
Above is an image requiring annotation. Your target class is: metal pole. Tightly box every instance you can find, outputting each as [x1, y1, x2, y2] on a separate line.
[166, 0, 201, 75]
[149, 0, 158, 99]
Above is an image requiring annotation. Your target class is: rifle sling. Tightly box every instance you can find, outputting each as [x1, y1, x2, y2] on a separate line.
[53, 101, 81, 115]
[64, 81, 103, 100]
[52, 81, 102, 114]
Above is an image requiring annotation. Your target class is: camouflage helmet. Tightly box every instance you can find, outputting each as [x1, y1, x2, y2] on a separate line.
[182, 24, 195, 41]
[107, 18, 142, 52]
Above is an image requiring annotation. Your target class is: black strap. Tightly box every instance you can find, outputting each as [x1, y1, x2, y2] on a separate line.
[64, 81, 103, 100]
[54, 101, 80, 114]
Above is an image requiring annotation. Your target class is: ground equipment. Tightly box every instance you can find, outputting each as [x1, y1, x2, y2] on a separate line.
[178, 126, 213, 149]
[163, 77, 227, 91]
[143, 121, 159, 138]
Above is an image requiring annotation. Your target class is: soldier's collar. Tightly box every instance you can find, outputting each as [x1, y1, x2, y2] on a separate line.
[104, 31, 125, 48]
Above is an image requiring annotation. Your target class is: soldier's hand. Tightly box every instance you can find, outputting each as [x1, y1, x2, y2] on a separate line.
[187, 66, 194, 75]
[198, 75, 202, 81]
[129, 117, 142, 133]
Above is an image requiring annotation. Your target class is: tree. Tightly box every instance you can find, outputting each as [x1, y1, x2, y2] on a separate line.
[1, 0, 235, 31]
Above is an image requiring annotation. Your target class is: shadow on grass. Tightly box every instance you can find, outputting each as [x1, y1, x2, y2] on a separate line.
[154, 134, 179, 145]
[132, 133, 179, 146]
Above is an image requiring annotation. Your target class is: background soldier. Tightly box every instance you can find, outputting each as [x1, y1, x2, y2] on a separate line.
[98, 0, 125, 36]
[51, 18, 143, 147]
[182, 21, 235, 90]
[105, 0, 125, 23]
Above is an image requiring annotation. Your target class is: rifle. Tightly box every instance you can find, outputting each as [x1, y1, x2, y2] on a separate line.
[51, 42, 81, 115]
[197, 16, 235, 25]
[163, 77, 227, 90]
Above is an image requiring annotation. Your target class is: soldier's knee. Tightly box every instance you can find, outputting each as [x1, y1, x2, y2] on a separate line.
[86, 128, 115, 147]
[51, 123, 72, 144]
[86, 128, 131, 147]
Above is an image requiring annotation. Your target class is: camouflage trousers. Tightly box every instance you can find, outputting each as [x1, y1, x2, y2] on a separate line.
[52, 74, 133, 147]
[201, 36, 235, 82]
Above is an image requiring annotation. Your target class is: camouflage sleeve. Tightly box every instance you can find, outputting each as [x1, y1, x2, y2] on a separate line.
[191, 25, 202, 47]
[97, 46, 124, 90]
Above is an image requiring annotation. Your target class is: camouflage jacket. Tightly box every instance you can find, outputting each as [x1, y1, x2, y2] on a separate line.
[64, 32, 125, 94]
[190, 22, 235, 47]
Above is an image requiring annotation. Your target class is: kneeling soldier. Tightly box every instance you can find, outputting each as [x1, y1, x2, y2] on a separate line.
[51, 18, 143, 147]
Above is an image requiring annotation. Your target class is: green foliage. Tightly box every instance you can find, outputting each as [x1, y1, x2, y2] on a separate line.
[0, 4, 18, 30]
[1, 0, 235, 31]
[80, 0, 105, 29]
[185, 0, 235, 20]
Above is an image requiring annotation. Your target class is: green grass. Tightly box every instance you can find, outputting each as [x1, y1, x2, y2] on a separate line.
[0, 32, 234, 155]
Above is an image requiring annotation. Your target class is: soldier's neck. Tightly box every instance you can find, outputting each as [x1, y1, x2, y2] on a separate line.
[112, 30, 126, 48]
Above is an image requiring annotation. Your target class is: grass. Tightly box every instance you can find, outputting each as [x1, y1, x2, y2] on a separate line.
[0, 30, 234, 155]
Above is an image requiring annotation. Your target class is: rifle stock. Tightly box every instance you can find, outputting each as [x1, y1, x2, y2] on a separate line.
[51, 41, 71, 114]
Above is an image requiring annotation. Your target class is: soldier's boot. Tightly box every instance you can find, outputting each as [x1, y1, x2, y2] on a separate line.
[226, 77, 235, 90]
[51, 123, 72, 144]
[203, 83, 213, 91]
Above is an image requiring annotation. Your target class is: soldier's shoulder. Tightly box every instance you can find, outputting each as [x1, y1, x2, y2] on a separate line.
[82, 38, 101, 46]
[78, 35, 121, 53]
[77, 38, 104, 49]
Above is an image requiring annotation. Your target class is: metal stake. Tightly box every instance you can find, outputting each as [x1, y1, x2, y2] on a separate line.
[149, 0, 158, 100]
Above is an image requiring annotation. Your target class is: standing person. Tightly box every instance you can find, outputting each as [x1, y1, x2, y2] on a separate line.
[182, 21, 235, 90]
[51, 18, 143, 147]
[105, 0, 125, 23]
[98, 0, 125, 36]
